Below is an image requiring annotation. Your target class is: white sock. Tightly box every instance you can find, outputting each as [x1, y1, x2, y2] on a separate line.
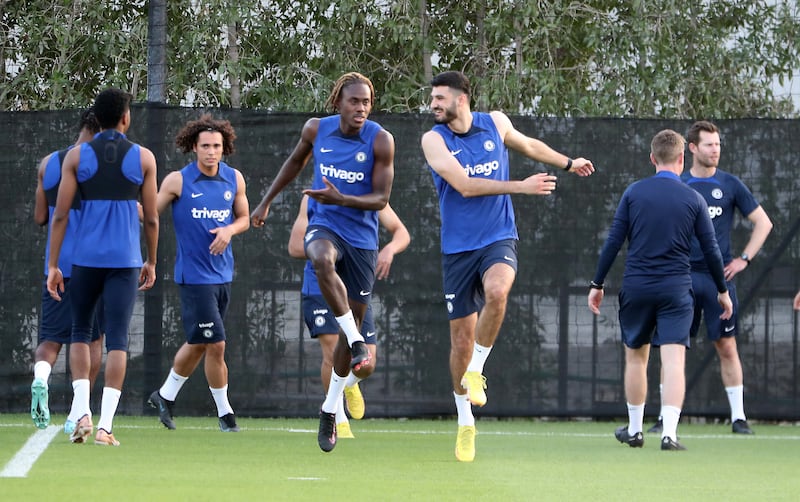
[454, 392, 474, 427]
[726, 385, 746, 422]
[96, 387, 121, 433]
[335, 393, 348, 424]
[33, 361, 52, 384]
[345, 372, 361, 388]
[70, 379, 91, 421]
[658, 384, 664, 419]
[210, 385, 234, 417]
[159, 368, 188, 402]
[335, 311, 364, 347]
[661, 405, 681, 441]
[466, 343, 492, 374]
[626, 402, 644, 434]
[322, 371, 347, 414]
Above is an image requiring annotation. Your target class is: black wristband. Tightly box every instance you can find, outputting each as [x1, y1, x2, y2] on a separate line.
[564, 158, 573, 172]
[589, 281, 604, 290]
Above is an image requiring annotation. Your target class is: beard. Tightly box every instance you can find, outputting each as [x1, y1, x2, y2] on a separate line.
[432, 104, 457, 124]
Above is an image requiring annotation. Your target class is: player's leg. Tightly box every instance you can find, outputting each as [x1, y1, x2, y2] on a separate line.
[451, 314, 478, 462]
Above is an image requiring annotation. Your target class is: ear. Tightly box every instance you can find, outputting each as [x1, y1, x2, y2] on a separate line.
[687, 142, 697, 154]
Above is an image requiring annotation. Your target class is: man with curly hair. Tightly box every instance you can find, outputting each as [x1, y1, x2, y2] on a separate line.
[147, 114, 250, 432]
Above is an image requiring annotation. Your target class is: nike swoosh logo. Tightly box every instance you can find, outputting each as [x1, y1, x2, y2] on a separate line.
[191, 193, 203, 198]
[503, 255, 515, 262]
[365, 332, 375, 338]
[450, 149, 462, 155]
[359, 290, 370, 296]
[724, 326, 735, 332]
[320, 148, 333, 153]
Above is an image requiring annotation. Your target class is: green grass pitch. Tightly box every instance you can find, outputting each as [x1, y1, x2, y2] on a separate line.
[2, 414, 799, 501]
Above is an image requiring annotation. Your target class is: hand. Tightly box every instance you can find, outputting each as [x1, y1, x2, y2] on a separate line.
[250, 203, 270, 228]
[209, 226, 233, 255]
[138, 261, 156, 291]
[723, 257, 748, 281]
[520, 173, 557, 195]
[375, 247, 396, 280]
[303, 177, 344, 205]
[46, 266, 65, 301]
[717, 291, 733, 320]
[588, 288, 604, 314]
[567, 157, 595, 177]
[793, 290, 800, 311]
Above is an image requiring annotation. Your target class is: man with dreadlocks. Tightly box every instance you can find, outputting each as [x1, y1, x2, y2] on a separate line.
[251, 72, 395, 452]
[147, 114, 250, 433]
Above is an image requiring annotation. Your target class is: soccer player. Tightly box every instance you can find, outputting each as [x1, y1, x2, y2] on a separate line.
[588, 129, 733, 451]
[47, 88, 159, 446]
[648, 121, 772, 435]
[420, 71, 594, 462]
[288, 194, 409, 437]
[251, 72, 395, 452]
[31, 109, 104, 431]
[147, 114, 249, 432]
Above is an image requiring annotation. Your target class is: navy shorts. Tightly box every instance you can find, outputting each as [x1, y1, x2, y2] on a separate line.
[690, 271, 738, 341]
[619, 287, 694, 349]
[179, 283, 230, 344]
[301, 294, 377, 344]
[69, 266, 138, 351]
[40, 280, 103, 345]
[304, 225, 377, 305]
[441, 239, 518, 320]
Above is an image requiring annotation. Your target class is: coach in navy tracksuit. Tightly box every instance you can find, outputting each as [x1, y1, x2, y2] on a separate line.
[588, 129, 733, 451]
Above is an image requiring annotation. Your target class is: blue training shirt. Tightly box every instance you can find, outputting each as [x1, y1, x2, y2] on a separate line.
[42, 147, 82, 278]
[682, 169, 759, 272]
[307, 115, 382, 250]
[593, 171, 727, 293]
[73, 130, 143, 268]
[428, 112, 518, 254]
[171, 161, 238, 284]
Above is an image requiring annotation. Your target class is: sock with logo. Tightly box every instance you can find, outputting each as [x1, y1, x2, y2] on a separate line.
[726, 385, 746, 422]
[454, 392, 475, 427]
[33, 361, 52, 385]
[661, 405, 681, 441]
[466, 343, 492, 374]
[322, 371, 348, 414]
[335, 311, 365, 347]
[96, 387, 122, 433]
[345, 372, 362, 388]
[211, 385, 234, 417]
[626, 402, 644, 434]
[159, 368, 188, 402]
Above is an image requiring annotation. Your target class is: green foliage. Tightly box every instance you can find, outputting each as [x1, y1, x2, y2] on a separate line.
[1, 1, 798, 115]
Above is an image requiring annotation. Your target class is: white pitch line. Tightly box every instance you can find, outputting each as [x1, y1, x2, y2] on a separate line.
[0, 425, 60, 478]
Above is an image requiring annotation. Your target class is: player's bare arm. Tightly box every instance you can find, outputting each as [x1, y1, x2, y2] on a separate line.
[375, 202, 410, 280]
[46, 147, 80, 300]
[139, 146, 159, 291]
[34, 155, 50, 226]
[156, 171, 183, 214]
[724, 205, 773, 280]
[421, 130, 557, 197]
[491, 111, 594, 177]
[251, 118, 318, 227]
[209, 169, 250, 256]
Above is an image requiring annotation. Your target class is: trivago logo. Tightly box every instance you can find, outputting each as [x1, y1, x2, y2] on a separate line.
[319, 163, 365, 183]
[708, 206, 723, 219]
[463, 160, 500, 177]
[191, 207, 231, 222]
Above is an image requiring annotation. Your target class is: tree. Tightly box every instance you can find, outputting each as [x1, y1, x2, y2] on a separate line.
[1, 0, 798, 117]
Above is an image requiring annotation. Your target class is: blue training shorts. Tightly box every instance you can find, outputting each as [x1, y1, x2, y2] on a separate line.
[441, 239, 518, 320]
[689, 271, 739, 341]
[301, 294, 377, 344]
[619, 287, 694, 349]
[179, 283, 231, 344]
[304, 225, 377, 305]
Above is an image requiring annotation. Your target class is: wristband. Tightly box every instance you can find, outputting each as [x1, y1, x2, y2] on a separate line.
[589, 281, 604, 290]
[564, 158, 573, 172]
